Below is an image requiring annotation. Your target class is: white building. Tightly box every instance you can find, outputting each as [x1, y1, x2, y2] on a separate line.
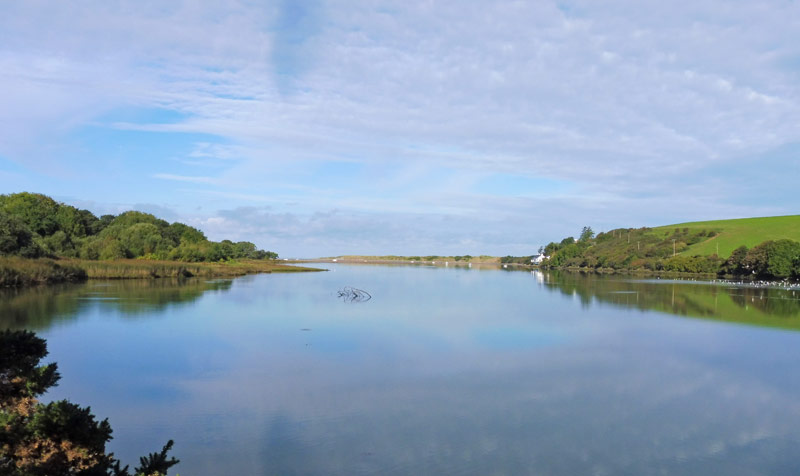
[531, 253, 548, 265]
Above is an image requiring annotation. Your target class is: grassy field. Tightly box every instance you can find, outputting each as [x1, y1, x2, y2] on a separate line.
[653, 215, 800, 258]
[0, 257, 322, 287]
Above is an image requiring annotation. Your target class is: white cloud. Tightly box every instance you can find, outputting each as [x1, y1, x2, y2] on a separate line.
[1, 0, 799, 254]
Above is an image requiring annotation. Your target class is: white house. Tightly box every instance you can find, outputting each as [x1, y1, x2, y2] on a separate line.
[531, 253, 548, 265]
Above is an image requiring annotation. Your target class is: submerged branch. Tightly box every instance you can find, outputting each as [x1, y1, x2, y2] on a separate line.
[337, 286, 372, 303]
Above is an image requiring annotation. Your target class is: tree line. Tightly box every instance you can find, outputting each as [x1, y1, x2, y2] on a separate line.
[0, 192, 278, 262]
[538, 226, 800, 280]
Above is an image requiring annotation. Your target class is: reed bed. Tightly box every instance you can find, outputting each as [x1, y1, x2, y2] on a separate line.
[0, 257, 87, 287]
[63, 259, 322, 279]
[1, 257, 322, 287]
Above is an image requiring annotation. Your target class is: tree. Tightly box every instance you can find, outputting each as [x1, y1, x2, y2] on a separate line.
[0, 193, 279, 264]
[0, 211, 44, 258]
[0, 330, 179, 476]
[579, 226, 594, 243]
[722, 245, 748, 275]
[743, 240, 800, 279]
[167, 223, 205, 244]
[0, 193, 61, 237]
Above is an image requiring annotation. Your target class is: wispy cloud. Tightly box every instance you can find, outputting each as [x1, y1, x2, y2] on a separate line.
[1, 0, 799, 255]
[153, 173, 218, 184]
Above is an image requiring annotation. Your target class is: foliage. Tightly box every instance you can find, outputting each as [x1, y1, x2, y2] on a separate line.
[579, 226, 594, 243]
[722, 246, 749, 275]
[0, 330, 178, 476]
[0, 192, 278, 263]
[655, 215, 800, 258]
[742, 240, 800, 279]
[542, 224, 800, 280]
[499, 255, 534, 264]
[0, 212, 43, 258]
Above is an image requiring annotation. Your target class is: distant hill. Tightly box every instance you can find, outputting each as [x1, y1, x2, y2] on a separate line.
[655, 215, 800, 259]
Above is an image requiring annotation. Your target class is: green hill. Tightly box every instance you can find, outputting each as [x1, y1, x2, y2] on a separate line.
[542, 216, 800, 278]
[656, 215, 800, 258]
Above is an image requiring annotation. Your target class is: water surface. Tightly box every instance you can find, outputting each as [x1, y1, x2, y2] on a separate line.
[4, 265, 800, 475]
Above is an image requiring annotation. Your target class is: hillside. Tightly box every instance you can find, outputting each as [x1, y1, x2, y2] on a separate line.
[657, 215, 800, 258]
[541, 216, 800, 279]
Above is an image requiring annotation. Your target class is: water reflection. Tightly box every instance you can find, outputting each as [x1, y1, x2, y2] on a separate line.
[0, 278, 233, 330]
[5, 265, 800, 475]
[536, 270, 800, 330]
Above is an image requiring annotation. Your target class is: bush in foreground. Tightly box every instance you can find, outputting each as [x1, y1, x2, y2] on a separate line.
[0, 330, 178, 475]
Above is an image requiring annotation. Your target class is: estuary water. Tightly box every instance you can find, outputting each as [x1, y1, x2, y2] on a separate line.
[3, 264, 800, 475]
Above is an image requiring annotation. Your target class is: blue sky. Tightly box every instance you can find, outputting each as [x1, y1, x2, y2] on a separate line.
[1, 0, 799, 257]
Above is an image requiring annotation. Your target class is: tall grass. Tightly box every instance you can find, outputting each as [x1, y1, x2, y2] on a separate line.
[1, 257, 322, 287]
[0, 257, 87, 287]
[64, 259, 322, 279]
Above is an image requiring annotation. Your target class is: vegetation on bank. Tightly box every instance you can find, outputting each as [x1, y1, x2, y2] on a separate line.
[333, 255, 499, 263]
[0, 329, 179, 475]
[0, 192, 325, 287]
[0, 192, 278, 262]
[539, 220, 800, 280]
[0, 257, 320, 287]
[0, 257, 87, 287]
[654, 215, 800, 258]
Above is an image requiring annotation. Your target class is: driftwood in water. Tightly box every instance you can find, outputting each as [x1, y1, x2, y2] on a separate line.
[337, 286, 372, 302]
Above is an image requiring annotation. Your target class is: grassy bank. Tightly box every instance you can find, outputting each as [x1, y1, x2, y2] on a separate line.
[0, 257, 322, 287]
[540, 215, 800, 278]
[656, 215, 800, 258]
[0, 257, 88, 287]
[66, 258, 322, 279]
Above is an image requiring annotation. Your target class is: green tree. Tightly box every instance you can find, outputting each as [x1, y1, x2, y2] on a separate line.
[579, 226, 594, 243]
[0, 212, 44, 258]
[743, 240, 800, 279]
[117, 223, 168, 258]
[722, 245, 748, 275]
[167, 223, 205, 244]
[0, 193, 61, 237]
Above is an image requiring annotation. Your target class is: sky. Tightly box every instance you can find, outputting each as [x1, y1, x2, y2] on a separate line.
[1, 0, 799, 258]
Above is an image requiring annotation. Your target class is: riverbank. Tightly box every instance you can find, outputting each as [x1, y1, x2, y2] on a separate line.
[543, 265, 800, 289]
[0, 257, 323, 287]
[310, 255, 501, 265]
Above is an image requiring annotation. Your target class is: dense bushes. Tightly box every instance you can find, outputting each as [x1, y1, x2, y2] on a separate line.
[0, 192, 278, 262]
[741, 240, 800, 279]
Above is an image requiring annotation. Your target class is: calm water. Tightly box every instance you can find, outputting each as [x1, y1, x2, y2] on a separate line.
[4, 264, 800, 475]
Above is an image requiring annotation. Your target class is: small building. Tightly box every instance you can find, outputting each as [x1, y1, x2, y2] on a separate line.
[531, 253, 549, 265]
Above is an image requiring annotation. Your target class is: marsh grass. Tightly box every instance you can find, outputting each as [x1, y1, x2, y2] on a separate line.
[0, 257, 87, 287]
[1, 257, 322, 287]
[65, 259, 322, 279]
